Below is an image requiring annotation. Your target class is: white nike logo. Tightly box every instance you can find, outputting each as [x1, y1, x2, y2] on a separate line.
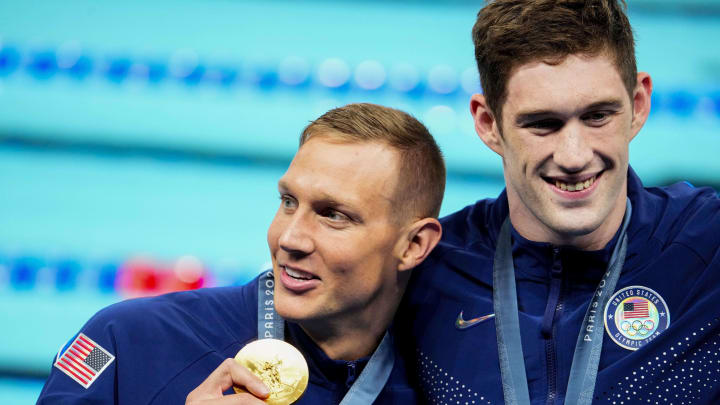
[455, 311, 495, 330]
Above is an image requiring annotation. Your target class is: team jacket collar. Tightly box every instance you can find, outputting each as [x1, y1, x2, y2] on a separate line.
[435, 166, 656, 287]
[285, 321, 370, 389]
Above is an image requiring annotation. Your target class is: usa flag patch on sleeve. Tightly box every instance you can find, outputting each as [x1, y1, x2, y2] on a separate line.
[54, 333, 115, 388]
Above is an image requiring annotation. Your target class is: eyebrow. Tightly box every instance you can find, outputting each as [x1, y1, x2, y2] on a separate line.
[514, 99, 625, 126]
[278, 180, 343, 204]
[277, 179, 289, 192]
[277, 179, 361, 216]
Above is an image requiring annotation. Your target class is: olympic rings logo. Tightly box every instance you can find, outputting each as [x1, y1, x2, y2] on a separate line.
[620, 319, 656, 336]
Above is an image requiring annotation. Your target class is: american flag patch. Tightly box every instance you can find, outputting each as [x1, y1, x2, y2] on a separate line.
[623, 299, 650, 319]
[54, 333, 115, 388]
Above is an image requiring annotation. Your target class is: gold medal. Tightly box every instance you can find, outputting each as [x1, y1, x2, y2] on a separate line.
[233, 339, 309, 405]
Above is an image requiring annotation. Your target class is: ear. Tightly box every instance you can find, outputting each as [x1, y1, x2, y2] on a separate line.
[629, 72, 653, 141]
[396, 218, 442, 272]
[470, 93, 504, 157]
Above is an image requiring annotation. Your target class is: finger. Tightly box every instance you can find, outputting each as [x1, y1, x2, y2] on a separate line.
[225, 360, 270, 399]
[190, 392, 269, 405]
[226, 392, 272, 404]
[187, 359, 268, 401]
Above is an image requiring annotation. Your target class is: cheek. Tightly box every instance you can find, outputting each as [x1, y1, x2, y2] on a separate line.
[266, 213, 282, 251]
[504, 152, 530, 183]
[503, 139, 535, 174]
[326, 240, 392, 279]
[591, 136, 628, 165]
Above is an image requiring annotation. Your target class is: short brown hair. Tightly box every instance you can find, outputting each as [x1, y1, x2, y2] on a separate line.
[472, 0, 637, 125]
[300, 103, 446, 219]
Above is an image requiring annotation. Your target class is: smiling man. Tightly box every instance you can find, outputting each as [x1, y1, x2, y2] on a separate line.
[398, 1, 720, 404]
[37, 103, 445, 404]
[484, 53, 639, 251]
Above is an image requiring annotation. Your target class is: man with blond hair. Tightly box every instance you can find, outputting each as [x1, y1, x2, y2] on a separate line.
[38, 103, 445, 404]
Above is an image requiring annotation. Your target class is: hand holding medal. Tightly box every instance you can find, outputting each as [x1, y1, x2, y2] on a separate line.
[233, 339, 309, 405]
[185, 339, 308, 405]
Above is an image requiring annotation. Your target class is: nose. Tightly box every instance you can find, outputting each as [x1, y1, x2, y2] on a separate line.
[277, 212, 314, 257]
[553, 121, 593, 173]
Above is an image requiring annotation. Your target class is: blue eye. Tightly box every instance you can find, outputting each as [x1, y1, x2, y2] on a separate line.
[323, 209, 349, 222]
[529, 119, 559, 128]
[280, 195, 297, 209]
[522, 119, 563, 135]
[583, 110, 615, 125]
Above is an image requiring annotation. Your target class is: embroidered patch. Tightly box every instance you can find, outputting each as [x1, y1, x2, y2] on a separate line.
[604, 285, 670, 351]
[54, 333, 115, 388]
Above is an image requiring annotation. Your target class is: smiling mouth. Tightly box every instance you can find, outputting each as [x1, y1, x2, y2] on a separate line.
[282, 265, 319, 281]
[544, 172, 603, 192]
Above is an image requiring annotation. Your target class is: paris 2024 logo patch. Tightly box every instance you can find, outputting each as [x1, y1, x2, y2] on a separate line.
[604, 285, 670, 351]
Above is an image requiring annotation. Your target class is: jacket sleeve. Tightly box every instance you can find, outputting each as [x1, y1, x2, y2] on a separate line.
[36, 304, 121, 405]
[36, 280, 264, 404]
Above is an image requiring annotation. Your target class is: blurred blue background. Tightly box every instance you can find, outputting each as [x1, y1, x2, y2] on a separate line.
[1, 0, 719, 402]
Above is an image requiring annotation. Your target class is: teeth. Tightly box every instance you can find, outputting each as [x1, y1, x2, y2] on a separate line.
[554, 176, 596, 192]
[284, 266, 312, 280]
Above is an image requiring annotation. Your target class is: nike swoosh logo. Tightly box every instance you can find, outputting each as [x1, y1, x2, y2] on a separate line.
[455, 311, 495, 330]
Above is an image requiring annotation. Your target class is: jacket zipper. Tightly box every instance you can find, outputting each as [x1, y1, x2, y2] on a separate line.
[543, 247, 564, 405]
[345, 361, 358, 389]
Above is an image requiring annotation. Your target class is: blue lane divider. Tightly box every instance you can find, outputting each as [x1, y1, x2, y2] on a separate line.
[2, 41, 720, 120]
[1, 41, 718, 117]
[9, 256, 42, 290]
[1, 251, 256, 295]
[55, 259, 81, 291]
[0, 45, 21, 76]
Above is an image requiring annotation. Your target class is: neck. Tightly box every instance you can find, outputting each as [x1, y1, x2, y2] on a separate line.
[298, 289, 401, 361]
[507, 190, 627, 251]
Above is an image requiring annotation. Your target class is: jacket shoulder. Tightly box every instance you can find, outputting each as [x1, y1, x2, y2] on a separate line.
[438, 195, 506, 251]
[642, 183, 720, 264]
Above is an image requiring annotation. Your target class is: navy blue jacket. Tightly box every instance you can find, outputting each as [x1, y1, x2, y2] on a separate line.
[37, 275, 418, 404]
[397, 168, 720, 404]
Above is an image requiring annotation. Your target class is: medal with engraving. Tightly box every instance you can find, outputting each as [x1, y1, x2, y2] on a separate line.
[234, 338, 309, 405]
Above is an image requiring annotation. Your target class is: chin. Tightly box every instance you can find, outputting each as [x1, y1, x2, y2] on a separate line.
[274, 294, 305, 320]
[275, 307, 310, 324]
[277, 298, 330, 325]
[555, 223, 599, 239]
[545, 214, 603, 241]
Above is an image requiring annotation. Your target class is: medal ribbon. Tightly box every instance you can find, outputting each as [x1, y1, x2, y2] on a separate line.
[338, 331, 395, 405]
[258, 269, 284, 339]
[493, 198, 631, 405]
[257, 270, 395, 405]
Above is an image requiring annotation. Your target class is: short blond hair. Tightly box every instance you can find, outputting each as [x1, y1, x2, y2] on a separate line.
[300, 103, 446, 219]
